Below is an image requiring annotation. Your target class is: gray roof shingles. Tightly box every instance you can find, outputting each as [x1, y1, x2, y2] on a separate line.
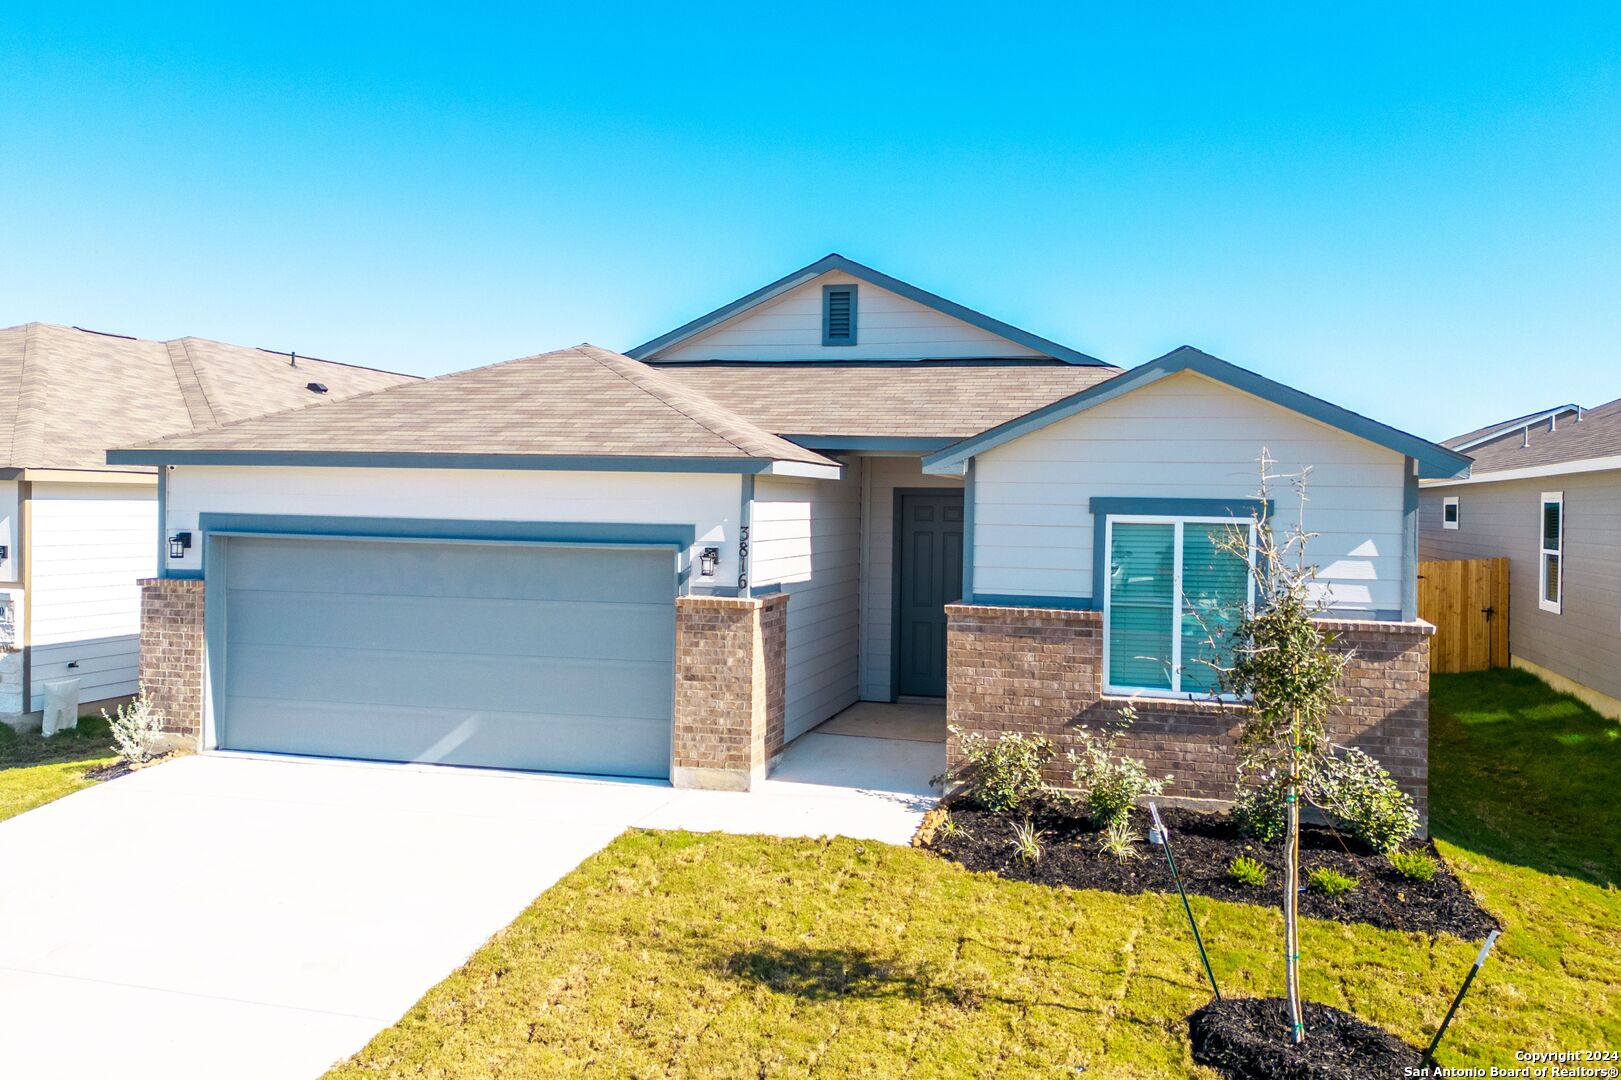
[1452, 398, 1621, 474]
[0, 322, 416, 472]
[118, 344, 839, 467]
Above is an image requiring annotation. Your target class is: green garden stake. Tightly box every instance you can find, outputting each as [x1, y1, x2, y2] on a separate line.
[1148, 801, 1221, 1000]
[1422, 930, 1500, 1066]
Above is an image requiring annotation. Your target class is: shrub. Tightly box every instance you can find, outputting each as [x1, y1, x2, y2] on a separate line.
[1010, 819, 1043, 863]
[1099, 817, 1143, 862]
[1231, 769, 1288, 844]
[1389, 848, 1438, 882]
[1316, 747, 1420, 855]
[1067, 706, 1171, 828]
[1306, 867, 1358, 898]
[940, 728, 1054, 813]
[102, 692, 167, 765]
[1228, 855, 1268, 888]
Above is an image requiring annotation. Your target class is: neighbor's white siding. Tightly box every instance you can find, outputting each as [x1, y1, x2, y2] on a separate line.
[972, 371, 1407, 615]
[27, 482, 157, 709]
[0, 480, 18, 586]
[162, 466, 743, 587]
[859, 457, 964, 700]
[750, 465, 862, 740]
[653, 271, 1050, 363]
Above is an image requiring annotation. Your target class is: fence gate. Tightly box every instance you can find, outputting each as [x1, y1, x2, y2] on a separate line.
[1417, 558, 1509, 674]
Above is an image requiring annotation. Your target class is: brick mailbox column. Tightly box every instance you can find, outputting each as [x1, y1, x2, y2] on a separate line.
[138, 578, 206, 745]
[945, 603, 1435, 825]
[672, 593, 787, 791]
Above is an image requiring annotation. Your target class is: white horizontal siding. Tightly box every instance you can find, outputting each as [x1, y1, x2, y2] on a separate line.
[655, 271, 1050, 362]
[972, 371, 1408, 615]
[0, 481, 18, 585]
[163, 466, 743, 585]
[27, 482, 157, 708]
[751, 467, 861, 740]
[859, 457, 964, 700]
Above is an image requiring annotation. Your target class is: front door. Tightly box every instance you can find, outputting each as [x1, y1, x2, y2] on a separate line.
[895, 490, 964, 697]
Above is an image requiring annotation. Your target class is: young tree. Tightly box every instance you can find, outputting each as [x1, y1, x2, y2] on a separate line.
[1218, 453, 1351, 1044]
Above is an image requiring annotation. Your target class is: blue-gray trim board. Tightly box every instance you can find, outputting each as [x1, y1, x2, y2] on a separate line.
[922, 346, 1472, 479]
[108, 450, 818, 473]
[1401, 457, 1419, 621]
[1088, 497, 1272, 609]
[961, 459, 975, 602]
[625, 253, 1108, 366]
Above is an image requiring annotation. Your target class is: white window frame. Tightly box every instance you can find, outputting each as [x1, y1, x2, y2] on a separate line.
[1101, 514, 1256, 700]
[1442, 496, 1459, 530]
[1539, 491, 1563, 614]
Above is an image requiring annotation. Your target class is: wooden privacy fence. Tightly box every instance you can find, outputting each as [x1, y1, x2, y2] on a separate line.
[1417, 558, 1509, 674]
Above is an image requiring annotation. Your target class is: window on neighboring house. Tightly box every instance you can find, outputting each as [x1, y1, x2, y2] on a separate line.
[1539, 492, 1563, 613]
[1104, 516, 1254, 697]
[1443, 496, 1459, 530]
[822, 284, 857, 346]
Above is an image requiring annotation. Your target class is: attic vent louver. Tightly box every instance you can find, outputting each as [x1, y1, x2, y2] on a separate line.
[306, 382, 328, 393]
[822, 284, 857, 346]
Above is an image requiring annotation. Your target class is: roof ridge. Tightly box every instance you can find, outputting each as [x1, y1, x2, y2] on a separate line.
[164, 339, 220, 430]
[172, 335, 423, 380]
[9, 323, 48, 465]
[576, 345, 760, 457]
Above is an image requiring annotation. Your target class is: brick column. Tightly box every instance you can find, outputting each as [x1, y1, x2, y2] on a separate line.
[945, 603, 1434, 824]
[672, 593, 787, 791]
[138, 578, 205, 744]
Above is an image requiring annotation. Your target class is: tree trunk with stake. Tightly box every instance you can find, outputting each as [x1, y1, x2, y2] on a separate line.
[1284, 707, 1304, 1044]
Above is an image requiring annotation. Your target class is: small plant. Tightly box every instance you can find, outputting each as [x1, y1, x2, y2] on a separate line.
[1010, 819, 1043, 863]
[1230, 768, 1288, 843]
[1227, 855, 1268, 888]
[939, 728, 1054, 814]
[1388, 848, 1438, 882]
[1306, 866, 1358, 898]
[937, 813, 962, 840]
[1066, 705, 1172, 828]
[102, 691, 167, 765]
[1316, 746, 1420, 855]
[1099, 817, 1143, 861]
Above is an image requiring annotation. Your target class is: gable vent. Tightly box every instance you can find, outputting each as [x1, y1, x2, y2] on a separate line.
[822, 284, 857, 346]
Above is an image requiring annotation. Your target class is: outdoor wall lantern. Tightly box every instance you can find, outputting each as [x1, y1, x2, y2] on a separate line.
[169, 532, 193, 560]
[698, 547, 720, 578]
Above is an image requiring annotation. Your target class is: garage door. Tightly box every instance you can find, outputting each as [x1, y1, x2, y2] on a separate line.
[214, 535, 675, 778]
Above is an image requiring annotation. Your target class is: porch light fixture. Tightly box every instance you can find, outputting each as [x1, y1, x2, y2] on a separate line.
[698, 547, 719, 578]
[169, 532, 193, 560]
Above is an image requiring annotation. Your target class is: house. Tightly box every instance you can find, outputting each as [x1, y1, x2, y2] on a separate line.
[1419, 399, 1621, 719]
[110, 255, 1468, 818]
[0, 323, 416, 723]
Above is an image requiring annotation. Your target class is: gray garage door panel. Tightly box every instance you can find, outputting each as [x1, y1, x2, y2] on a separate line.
[217, 536, 675, 778]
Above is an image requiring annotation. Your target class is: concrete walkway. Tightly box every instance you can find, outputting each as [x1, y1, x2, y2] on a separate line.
[0, 715, 939, 1080]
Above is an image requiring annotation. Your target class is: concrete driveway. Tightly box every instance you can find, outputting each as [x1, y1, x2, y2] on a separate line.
[0, 727, 938, 1080]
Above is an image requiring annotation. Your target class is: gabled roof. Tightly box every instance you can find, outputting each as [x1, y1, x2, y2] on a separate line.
[659, 361, 1120, 444]
[0, 322, 415, 473]
[626, 253, 1109, 366]
[1433, 396, 1621, 480]
[108, 344, 841, 477]
[922, 346, 1472, 479]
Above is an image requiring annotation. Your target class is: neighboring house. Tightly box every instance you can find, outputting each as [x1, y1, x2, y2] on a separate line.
[0, 323, 415, 722]
[111, 255, 1467, 818]
[1419, 399, 1621, 719]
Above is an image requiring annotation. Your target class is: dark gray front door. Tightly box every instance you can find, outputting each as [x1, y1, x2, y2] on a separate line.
[215, 535, 675, 778]
[895, 490, 964, 697]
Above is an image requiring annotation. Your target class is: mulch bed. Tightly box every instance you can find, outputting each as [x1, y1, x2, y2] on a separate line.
[921, 801, 1496, 938]
[1189, 997, 1422, 1079]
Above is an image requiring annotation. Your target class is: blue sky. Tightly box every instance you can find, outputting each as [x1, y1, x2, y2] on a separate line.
[3, 4, 1618, 441]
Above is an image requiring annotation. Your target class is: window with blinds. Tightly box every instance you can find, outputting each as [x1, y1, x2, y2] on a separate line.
[1539, 492, 1563, 613]
[1105, 517, 1253, 696]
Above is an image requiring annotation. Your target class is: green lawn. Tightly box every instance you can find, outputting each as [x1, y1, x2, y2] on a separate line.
[327, 670, 1620, 1078]
[0, 718, 117, 822]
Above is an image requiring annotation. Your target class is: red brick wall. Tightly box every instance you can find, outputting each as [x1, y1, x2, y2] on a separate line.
[138, 578, 205, 741]
[672, 593, 787, 790]
[945, 603, 1433, 820]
